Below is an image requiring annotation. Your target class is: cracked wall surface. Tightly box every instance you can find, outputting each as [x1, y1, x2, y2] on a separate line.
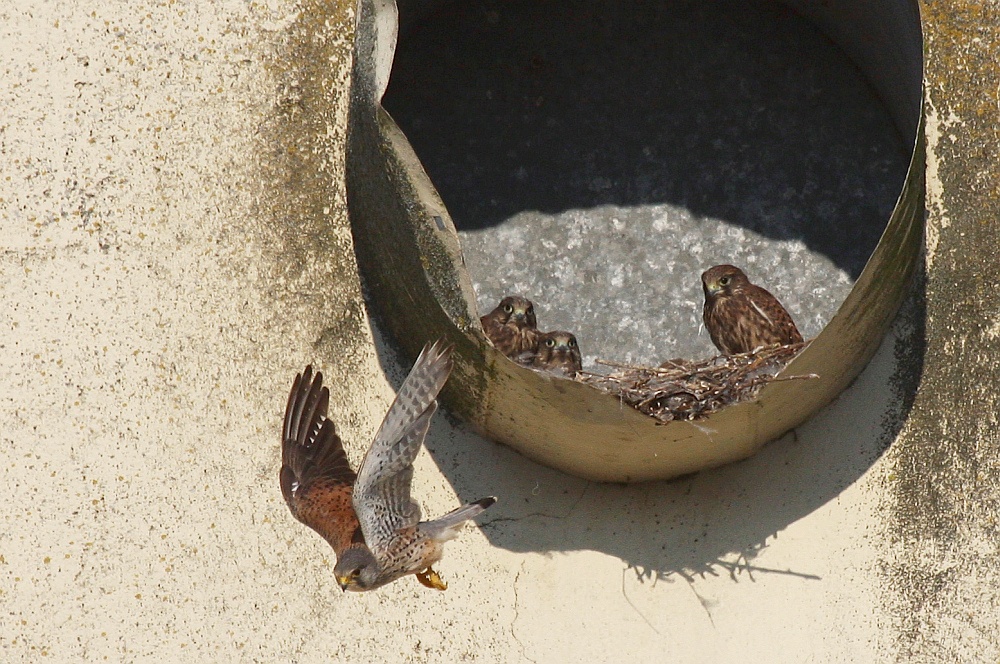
[1, 0, 997, 662]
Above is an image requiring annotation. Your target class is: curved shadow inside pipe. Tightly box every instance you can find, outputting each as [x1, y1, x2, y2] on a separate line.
[383, 0, 909, 279]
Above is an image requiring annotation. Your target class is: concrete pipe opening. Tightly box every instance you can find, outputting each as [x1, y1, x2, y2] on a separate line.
[346, 0, 924, 482]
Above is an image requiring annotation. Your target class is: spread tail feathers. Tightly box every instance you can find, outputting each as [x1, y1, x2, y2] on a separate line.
[422, 497, 497, 542]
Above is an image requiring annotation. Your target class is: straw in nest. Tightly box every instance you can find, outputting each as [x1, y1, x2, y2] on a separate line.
[577, 342, 815, 423]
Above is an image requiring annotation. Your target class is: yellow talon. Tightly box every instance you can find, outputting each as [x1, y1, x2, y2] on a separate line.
[416, 568, 448, 591]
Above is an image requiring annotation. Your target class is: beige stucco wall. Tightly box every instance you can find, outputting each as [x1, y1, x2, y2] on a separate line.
[1, 1, 997, 662]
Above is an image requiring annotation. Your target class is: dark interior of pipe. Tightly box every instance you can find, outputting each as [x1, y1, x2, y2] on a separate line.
[383, 0, 916, 366]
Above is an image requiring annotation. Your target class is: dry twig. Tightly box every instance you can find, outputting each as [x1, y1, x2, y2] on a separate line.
[577, 342, 814, 423]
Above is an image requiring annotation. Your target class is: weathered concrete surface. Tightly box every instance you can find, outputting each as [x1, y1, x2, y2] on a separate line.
[878, 2, 1000, 660]
[0, 1, 996, 664]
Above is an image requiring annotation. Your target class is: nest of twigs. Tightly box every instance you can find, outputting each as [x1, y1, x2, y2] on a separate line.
[578, 342, 815, 423]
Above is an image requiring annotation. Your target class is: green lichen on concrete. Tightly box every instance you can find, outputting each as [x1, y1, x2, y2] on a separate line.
[882, 2, 1000, 659]
[348, 108, 490, 421]
[251, 0, 388, 411]
[378, 118, 477, 328]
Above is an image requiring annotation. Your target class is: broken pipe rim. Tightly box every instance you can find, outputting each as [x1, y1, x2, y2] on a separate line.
[345, 0, 925, 482]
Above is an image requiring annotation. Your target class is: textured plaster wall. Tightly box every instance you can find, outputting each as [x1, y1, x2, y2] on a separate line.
[879, 2, 1000, 660]
[0, 1, 997, 663]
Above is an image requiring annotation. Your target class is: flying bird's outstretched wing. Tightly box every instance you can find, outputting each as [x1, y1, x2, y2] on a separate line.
[352, 341, 454, 555]
[280, 366, 363, 555]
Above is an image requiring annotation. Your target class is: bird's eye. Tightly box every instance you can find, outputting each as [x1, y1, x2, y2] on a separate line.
[526, 306, 534, 315]
[503, 304, 513, 314]
[545, 338, 555, 347]
[568, 337, 577, 347]
[719, 276, 731, 286]
[350, 569, 361, 579]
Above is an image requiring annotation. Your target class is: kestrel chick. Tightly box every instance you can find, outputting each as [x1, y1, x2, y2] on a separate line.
[281, 341, 496, 592]
[480, 295, 540, 359]
[531, 331, 583, 377]
[701, 264, 803, 355]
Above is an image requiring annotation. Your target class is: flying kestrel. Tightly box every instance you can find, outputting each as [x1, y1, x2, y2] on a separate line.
[280, 341, 496, 592]
[530, 331, 583, 377]
[701, 264, 803, 355]
[480, 295, 540, 359]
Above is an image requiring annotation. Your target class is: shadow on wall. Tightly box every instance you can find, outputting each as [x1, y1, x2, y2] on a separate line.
[382, 0, 910, 281]
[365, 264, 924, 581]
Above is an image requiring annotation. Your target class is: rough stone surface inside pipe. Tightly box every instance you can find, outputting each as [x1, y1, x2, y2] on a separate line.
[383, 0, 910, 367]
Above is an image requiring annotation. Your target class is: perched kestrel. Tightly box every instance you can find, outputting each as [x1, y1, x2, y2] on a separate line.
[701, 264, 803, 355]
[530, 331, 583, 377]
[281, 341, 496, 592]
[480, 295, 540, 359]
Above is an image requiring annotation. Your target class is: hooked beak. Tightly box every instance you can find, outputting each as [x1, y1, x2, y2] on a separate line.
[704, 282, 722, 298]
[336, 576, 351, 592]
[511, 311, 526, 323]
